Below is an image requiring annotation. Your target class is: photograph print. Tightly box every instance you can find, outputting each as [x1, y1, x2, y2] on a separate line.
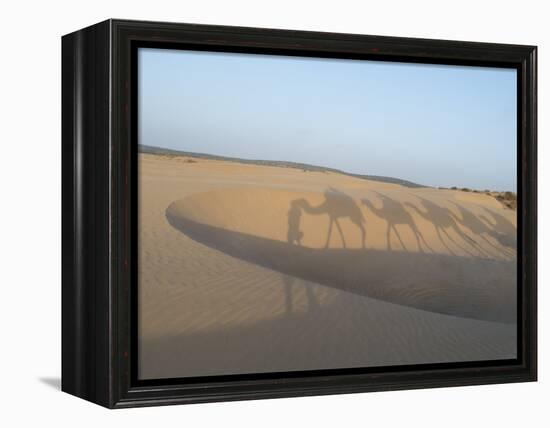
[137, 47, 518, 380]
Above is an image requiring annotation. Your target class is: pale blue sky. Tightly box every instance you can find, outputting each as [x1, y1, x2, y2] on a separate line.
[138, 48, 517, 191]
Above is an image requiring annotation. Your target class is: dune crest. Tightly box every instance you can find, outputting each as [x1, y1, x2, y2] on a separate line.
[167, 186, 516, 260]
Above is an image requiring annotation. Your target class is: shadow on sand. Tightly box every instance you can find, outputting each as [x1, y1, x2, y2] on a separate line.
[363, 192, 432, 252]
[479, 207, 517, 250]
[166, 205, 516, 324]
[290, 187, 366, 249]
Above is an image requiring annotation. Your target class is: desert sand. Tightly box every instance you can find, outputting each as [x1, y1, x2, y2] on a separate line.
[138, 152, 517, 380]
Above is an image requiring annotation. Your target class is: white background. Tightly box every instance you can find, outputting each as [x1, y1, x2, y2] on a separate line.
[0, 0, 546, 426]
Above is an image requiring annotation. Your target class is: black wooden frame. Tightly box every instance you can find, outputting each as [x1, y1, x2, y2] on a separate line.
[62, 19, 537, 408]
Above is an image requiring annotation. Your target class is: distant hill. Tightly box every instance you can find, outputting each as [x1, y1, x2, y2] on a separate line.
[139, 144, 428, 189]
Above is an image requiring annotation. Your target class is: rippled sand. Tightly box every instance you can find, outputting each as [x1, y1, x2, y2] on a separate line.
[139, 153, 517, 379]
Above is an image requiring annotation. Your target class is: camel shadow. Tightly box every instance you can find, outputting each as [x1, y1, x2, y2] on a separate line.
[362, 192, 432, 253]
[448, 201, 516, 258]
[285, 187, 365, 313]
[403, 197, 487, 257]
[479, 208, 517, 251]
[289, 187, 366, 249]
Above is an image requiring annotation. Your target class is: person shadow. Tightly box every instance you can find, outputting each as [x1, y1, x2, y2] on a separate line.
[283, 199, 318, 315]
[287, 200, 304, 246]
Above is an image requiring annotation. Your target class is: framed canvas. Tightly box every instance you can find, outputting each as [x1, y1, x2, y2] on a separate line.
[61, 19, 537, 408]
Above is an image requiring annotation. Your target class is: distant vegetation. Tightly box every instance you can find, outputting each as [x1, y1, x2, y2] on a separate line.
[492, 191, 517, 210]
[439, 185, 517, 210]
[139, 144, 427, 189]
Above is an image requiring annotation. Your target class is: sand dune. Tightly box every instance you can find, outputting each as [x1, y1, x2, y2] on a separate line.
[166, 187, 515, 258]
[139, 153, 517, 379]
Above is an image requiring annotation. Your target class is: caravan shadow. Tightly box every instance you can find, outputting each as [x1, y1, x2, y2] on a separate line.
[166, 205, 516, 324]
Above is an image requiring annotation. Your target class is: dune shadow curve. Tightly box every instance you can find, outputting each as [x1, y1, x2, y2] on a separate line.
[166, 203, 516, 324]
